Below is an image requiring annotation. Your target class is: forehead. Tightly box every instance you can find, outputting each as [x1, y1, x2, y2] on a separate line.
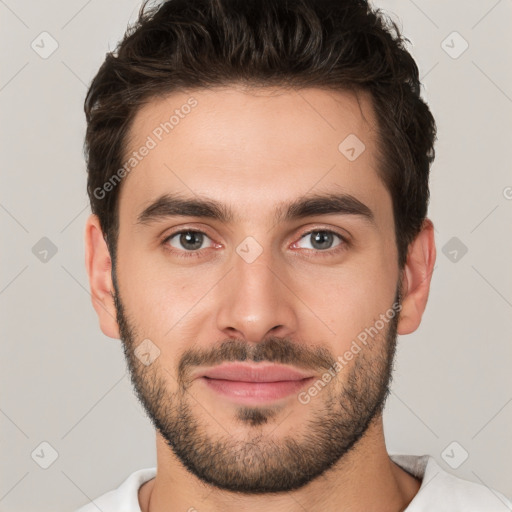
[118, 86, 390, 227]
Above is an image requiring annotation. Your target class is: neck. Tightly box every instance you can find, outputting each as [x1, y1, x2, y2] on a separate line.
[139, 414, 421, 512]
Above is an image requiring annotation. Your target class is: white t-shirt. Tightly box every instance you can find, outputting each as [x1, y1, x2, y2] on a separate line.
[75, 453, 512, 511]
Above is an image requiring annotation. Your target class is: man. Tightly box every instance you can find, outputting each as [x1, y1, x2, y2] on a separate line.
[78, 0, 512, 510]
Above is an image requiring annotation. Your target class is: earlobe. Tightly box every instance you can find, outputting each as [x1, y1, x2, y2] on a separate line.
[84, 214, 120, 339]
[397, 218, 436, 335]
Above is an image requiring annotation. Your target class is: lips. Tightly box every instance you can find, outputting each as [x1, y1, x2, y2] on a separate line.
[197, 363, 314, 382]
[195, 363, 315, 404]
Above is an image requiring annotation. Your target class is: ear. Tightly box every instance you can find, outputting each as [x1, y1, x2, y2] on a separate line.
[397, 218, 436, 335]
[84, 214, 120, 339]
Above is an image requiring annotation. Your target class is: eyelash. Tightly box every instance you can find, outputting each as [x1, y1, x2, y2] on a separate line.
[161, 228, 349, 260]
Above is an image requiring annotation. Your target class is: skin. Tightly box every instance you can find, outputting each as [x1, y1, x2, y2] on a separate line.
[85, 86, 436, 512]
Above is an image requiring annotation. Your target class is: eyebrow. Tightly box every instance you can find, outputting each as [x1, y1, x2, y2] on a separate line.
[136, 191, 375, 227]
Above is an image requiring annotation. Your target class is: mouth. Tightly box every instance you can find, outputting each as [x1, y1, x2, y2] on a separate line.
[195, 363, 315, 404]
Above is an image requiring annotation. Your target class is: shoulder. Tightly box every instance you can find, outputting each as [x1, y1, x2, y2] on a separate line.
[74, 467, 157, 512]
[390, 454, 512, 512]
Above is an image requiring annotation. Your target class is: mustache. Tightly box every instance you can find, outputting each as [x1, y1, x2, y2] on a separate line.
[177, 337, 336, 388]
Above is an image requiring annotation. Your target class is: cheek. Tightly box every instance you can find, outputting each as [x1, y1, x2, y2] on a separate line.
[117, 228, 398, 347]
[117, 248, 216, 337]
[291, 256, 397, 348]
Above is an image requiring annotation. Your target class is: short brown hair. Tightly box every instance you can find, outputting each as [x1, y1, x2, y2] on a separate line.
[84, 0, 436, 270]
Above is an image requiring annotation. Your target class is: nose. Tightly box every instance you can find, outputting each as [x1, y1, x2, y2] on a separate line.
[215, 246, 299, 344]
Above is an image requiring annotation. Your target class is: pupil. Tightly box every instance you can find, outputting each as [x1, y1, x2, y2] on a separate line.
[181, 231, 203, 250]
[312, 231, 332, 250]
[178, 231, 333, 251]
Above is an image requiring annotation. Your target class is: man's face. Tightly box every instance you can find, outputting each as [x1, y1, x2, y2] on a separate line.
[112, 87, 401, 493]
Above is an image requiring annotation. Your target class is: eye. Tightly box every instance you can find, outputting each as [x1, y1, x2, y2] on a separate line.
[161, 227, 348, 260]
[163, 230, 215, 255]
[292, 229, 347, 253]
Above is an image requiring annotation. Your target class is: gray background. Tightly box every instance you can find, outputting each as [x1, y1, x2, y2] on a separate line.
[1, 1, 511, 511]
